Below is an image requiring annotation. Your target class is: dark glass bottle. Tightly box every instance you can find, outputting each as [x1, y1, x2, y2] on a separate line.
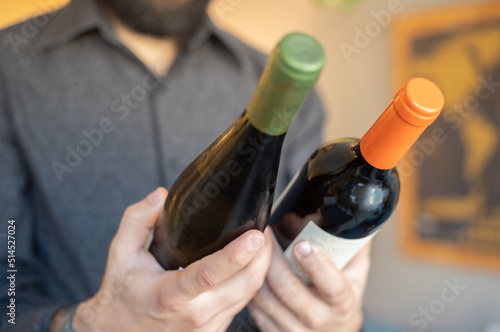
[270, 78, 444, 283]
[150, 33, 325, 270]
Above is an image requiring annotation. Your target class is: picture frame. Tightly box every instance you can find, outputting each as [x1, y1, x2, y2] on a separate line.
[394, 1, 500, 271]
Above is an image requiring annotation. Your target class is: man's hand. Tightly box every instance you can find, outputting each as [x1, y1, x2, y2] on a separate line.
[68, 187, 273, 332]
[247, 230, 371, 332]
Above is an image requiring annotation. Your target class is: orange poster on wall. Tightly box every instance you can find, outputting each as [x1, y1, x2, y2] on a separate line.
[394, 1, 500, 272]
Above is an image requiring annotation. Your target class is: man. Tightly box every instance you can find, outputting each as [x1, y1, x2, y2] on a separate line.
[0, 0, 370, 331]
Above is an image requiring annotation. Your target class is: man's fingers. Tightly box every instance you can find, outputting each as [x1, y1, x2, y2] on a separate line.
[172, 229, 265, 299]
[166, 227, 272, 328]
[113, 187, 167, 255]
[265, 232, 330, 325]
[249, 282, 303, 331]
[247, 302, 281, 332]
[342, 241, 372, 298]
[210, 227, 273, 310]
[293, 241, 353, 309]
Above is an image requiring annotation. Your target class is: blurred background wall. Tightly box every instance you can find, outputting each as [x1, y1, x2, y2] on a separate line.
[2, 0, 499, 331]
[0, 0, 69, 30]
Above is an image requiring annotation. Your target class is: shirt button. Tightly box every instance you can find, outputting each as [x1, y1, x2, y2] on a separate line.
[169, 160, 179, 170]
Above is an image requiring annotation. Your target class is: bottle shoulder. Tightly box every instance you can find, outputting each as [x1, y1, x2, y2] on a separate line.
[307, 138, 400, 182]
[305, 138, 400, 230]
[307, 138, 360, 179]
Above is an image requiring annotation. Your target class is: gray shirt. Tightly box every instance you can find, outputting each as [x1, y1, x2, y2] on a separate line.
[0, 0, 325, 330]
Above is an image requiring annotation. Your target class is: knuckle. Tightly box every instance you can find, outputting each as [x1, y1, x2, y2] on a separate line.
[272, 286, 287, 302]
[279, 324, 295, 332]
[108, 239, 127, 266]
[329, 282, 348, 300]
[312, 314, 330, 329]
[228, 252, 247, 270]
[121, 215, 140, 228]
[109, 238, 120, 255]
[258, 298, 277, 315]
[335, 295, 355, 318]
[159, 292, 182, 316]
[246, 274, 264, 294]
[122, 206, 135, 220]
[122, 207, 142, 226]
[176, 272, 192, 295]
[184, 312, 208, 329]
[274, 274, 301, 302]
[196, 267, 217, 290]
[302, 307, 321, 329]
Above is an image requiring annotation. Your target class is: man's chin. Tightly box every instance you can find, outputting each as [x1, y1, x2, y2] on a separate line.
[97, 0, 210, 40]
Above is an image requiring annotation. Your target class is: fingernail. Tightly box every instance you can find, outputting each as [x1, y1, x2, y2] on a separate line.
[147, 188, 163, 205]
[295, 241, 312, 258]
[249, 235, 265, 250]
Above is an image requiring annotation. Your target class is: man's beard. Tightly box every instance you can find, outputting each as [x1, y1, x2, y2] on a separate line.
[97, 0, 211, 42]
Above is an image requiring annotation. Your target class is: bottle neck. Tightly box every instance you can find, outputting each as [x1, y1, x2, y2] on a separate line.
[246, 33, 324, 136]
[246, 75, 313, 136]
[348, 78, 444, 170]
[354, 142, 390, 179]
[359, 102, 416, 170]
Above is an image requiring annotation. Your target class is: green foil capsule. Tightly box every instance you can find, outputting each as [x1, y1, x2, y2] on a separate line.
[247, 32, 325, 136]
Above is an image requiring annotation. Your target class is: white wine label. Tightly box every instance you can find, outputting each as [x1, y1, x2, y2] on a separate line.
[283, 221, 377, 285]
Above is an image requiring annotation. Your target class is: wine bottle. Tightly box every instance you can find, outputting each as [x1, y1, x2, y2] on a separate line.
[270, 77, 444, 284]
[150, 33, 325, 270]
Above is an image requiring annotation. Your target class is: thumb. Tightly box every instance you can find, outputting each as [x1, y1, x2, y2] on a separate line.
[113, 187, 168, 256]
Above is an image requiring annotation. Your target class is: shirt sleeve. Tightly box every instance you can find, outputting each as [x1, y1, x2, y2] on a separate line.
[275, 87, 326, 196]
[0, 70, 69, 332]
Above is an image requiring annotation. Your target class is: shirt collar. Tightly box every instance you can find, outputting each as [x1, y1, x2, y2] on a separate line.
[30, 0, 113, 53]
